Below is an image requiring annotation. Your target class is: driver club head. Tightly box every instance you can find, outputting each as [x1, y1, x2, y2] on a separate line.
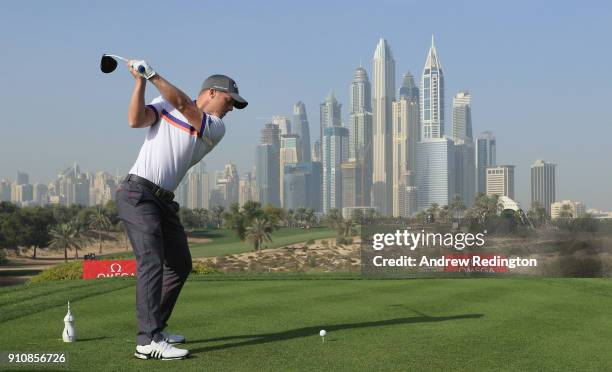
[100, 55, 118, 74]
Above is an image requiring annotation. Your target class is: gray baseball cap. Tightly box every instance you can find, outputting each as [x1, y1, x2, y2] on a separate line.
[201, 74, 248, 109]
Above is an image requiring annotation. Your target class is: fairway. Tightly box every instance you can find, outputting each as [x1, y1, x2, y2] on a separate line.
[2, 276, 612, 371]
[100, 227, 336, 259]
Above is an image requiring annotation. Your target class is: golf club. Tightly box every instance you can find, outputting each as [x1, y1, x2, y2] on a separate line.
[100, 54, 128, 74]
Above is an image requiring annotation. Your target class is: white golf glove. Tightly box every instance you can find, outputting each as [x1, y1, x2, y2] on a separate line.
[131, 60, 157, 80]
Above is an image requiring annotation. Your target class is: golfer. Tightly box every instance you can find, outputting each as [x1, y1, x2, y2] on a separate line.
[116, 59, 247, 360]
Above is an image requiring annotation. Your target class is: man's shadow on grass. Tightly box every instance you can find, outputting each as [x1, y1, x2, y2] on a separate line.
[189, 311, 483, 354]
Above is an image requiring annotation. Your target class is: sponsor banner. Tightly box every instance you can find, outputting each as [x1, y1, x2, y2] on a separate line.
[443, 254, 509, 273]
[82, 260, 136, 279]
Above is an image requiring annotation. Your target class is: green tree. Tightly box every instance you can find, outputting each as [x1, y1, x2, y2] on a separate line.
[0, 210, 23, 253]
[89, 208, 111, 254]
[246, 217, 273, 252]
[450, 194, 466, 224]
[49, 222, 85, 262]
[104, 200, 119, 225]
[223, 203, 247, 240]
[178, 208, 199, 231]
[193, 208, 210, 230]
[243, 201, 264, 223]
[325, 208, 344, 230]
[527, 202, 549, 227]
[20, 207, 54, 259]
[427, 203, 440, 221]
[262, 204, 283, 229]
[341, 218, 357, 238]
[439, 205, 450, 224]
[351, 209, 365, 225]
[558, 204, 573, 219]
[284, 209, 295, 228]
[211, 205, 225, 229]
[304, 208, 317, 228]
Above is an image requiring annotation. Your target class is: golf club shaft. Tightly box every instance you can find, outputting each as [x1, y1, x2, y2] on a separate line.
[105, 54, 129, 63]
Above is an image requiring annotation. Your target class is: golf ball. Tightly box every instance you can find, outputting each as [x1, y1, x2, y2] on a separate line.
[319, 330, 327, 337]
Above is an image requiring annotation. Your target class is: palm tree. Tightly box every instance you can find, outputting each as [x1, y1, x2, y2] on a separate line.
[49, 223, 83, 262]
[427, 203, 440, 222]
[439, 205, 450, 224]
[224, 203, 247, 240]
[304, 208, 317, 228]
[450, 194, 466, 224]
[89, 208, 111, 254]
[325, 208, 344, 230]
[211, 205, 225, 229]
[193, 208, 210, 230]
[559, 204, 573, 219]
[341, 219, 356, 238]
[285, 209, 295, 228]
[246, 218, 273, 252]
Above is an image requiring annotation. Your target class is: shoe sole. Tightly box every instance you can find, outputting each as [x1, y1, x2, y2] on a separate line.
[134, 352, 189, 360]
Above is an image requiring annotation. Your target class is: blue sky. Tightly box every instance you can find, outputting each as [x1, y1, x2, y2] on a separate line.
[1, 0, 611, 209]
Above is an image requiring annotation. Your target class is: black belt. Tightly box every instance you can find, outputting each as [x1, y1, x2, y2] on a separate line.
[125, 174, 175, 203]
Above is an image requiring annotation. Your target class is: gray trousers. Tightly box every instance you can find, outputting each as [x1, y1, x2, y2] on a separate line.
[116, 179, 192, 346]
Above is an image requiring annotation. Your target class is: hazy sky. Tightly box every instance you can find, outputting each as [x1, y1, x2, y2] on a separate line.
[1, 0, 611, 210]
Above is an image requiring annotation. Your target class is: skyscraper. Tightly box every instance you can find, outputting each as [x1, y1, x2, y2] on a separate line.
[531, 160, 556, 214]
[293, 101, 311, 162]
[320, 92, 342, 150]
[280, 134, 300, 207]
[416, 138, 456, 211]
[486, 165, 515, 199]
[238, 172, 257, 207]
[322, 126, 349, 214]
[16, 171, 29, 185]
[421, 36, 445, 139]
[476, 131, 496, 194]
[451, 91, 475, 207]
[372, 38, 395, 216]
[399, 72, 420, 102]
[350, 66, 372, 115]
[272, 115, 291, 135]
[0, 180, 12, 202]
[392, 95, 419, 216]
[215, 163, 239, 207]
[311, 140, 321, 162]
[186, 162, 209, 209]
[452, 91, 472, 142]
[348, 66, 373, 207]
[256, 124, 281, 207]
[283, 162, 321, 212]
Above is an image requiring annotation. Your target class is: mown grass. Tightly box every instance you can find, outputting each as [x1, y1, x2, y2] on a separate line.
[2, 276, 612, 371]
[101, 227, 336, 259]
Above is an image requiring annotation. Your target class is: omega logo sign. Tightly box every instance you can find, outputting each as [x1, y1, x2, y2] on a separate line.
[97, 262, 133, 278]
[83, 259, 137, 280]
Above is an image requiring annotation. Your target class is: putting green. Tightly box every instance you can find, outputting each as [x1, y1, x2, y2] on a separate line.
[1, 276, 612, 371]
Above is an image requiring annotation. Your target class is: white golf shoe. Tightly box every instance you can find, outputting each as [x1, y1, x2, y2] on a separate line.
[161, 331, 186, 344]
[135, 340, 189, 360]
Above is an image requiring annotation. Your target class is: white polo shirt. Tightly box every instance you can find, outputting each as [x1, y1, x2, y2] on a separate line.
[128, 96, 225, 191]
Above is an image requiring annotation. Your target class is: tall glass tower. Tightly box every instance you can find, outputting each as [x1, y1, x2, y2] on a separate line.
[348, 66, 373, 207]
[476, 131, 496, 194]
[372, 38, 395, 216]
[531, 160, 556, 215]
[293, 101, 311, 163]
[420, 35, 445, 139]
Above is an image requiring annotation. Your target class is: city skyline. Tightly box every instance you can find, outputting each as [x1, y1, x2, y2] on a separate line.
[1, 1, 611, 210]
